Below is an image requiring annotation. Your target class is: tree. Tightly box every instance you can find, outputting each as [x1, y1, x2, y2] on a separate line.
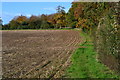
[0, 17, 3, 30]
[66, 4, 76, 28]
[41, 21, 50, 29]
[0, 17, 2, 25]
[55, 6, 66, 28]
[74, 3, 83, 19]
[56, 5, 65, 13]
[16, 15, 28, 24]
[9, 20, 20, 29]
[2, 24, 10, 30]
[8, 15, 29, 29]
[47, 14, 56, 28]
[28, 15, 41, 29]
[40, 14, 51, 29]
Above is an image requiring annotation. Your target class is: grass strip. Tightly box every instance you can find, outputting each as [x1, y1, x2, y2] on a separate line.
[65, 32, 120, 78]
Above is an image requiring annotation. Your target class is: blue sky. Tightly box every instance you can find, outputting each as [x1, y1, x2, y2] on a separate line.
[2, 2, 72, 24]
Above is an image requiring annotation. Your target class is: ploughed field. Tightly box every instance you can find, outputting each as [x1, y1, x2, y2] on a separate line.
[2, 30, 82, 78]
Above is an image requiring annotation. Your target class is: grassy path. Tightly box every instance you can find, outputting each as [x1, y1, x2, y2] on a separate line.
[65, 32, 120, 78]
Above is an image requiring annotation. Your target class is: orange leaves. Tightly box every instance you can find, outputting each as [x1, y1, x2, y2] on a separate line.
[54, 13, 66, 27]
[74, 3, 83, 19]
[76, 18, 89, 29]
[47, 14, 56, 24]
[16, 15, 27, 23]
[29, 15, 38, 22]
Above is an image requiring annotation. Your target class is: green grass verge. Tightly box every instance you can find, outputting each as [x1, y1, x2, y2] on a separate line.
[65, 32, 120, 78]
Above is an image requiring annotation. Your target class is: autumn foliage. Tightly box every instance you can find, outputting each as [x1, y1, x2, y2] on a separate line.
[1, 2, 120, 74]
[2, 6, 67, 30]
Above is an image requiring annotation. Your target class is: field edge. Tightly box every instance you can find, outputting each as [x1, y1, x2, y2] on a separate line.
[64, 32, 120, 78]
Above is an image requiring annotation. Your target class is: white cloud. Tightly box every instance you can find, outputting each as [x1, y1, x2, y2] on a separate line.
[43, 7, 56, 12]
[26, 14, 31, 17]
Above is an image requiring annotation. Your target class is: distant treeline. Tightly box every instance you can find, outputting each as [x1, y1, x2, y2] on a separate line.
[1, 6, 68, 30]
[1, 2, 112, 31]
[1, 3, 112, 31]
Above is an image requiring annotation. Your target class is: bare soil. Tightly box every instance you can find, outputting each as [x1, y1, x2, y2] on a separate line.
[2, 30, 82, 78]
[99, 53, 120, 74]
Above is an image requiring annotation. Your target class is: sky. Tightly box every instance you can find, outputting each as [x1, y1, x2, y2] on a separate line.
[1, 2, 72, 24]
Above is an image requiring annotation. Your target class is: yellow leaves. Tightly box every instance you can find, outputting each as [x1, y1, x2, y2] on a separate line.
[56, 20, 62, 24]
[54, 13, 66, 27]
[54, 13, 64, 20]
[76, 18, 89, 29]
[76, 18, 86, 27]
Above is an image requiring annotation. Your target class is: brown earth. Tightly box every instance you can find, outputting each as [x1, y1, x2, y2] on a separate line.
[2, 30, 83, 78]
[98, 53, 120, 74]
